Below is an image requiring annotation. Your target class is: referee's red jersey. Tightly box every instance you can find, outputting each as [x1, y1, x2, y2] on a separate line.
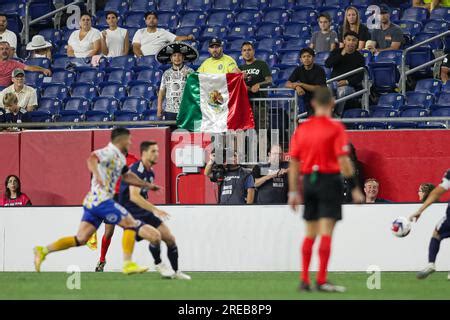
[289, 116, 350, 174]
[114, 153, 139, 195]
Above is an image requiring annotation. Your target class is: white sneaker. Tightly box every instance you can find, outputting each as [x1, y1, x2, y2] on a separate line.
[155, 263, 175, 278]
[417, 263, 436, 279]
[174, 271, 191, 280]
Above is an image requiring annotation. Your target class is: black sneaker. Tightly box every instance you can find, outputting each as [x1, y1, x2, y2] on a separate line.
[316, 282, 346, 293]
[95, 261, 106, 272]
[298, 281, 312, 292]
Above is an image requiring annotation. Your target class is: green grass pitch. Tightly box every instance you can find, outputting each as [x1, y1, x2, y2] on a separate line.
[1, 272, 449, 300]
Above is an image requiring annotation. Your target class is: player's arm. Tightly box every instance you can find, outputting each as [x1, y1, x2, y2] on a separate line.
[122, 170, 160, 191]
[246, 188, 255, 204]
[338, 155, 365, 203]
[254, 172, 277, 187]
[129, 185, 170, 220]
[288, 158, 301, 211]
[410, 186, 447, 222]
[157, 87, 166, 118]
[87, 153, 103, 186]
[204, 152, 215, 177]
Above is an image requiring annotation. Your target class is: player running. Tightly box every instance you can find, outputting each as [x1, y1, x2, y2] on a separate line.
[33, 128, 162, 275]
[118, 140, 191, 280]
[288, 87, 364, 292]
[410, 169, 450, 280]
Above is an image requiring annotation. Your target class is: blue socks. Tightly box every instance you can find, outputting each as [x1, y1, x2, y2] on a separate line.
[428, 237, 441, 263]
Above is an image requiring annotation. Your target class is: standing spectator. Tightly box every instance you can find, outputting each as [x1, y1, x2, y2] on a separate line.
[0, 14, 17, 58]
[418, 183, 435, 202]
[198, 38, 240, 74]
[0, 42, 51, 87]
[325, 31, 365, 117]
[100, 11, 129, 57]
[239, 41, 272, 130]
[286, 48, 326, 116]
[156, 42, 196, 121]
[338, 7, 371, 51]
[366, 5, 404, 53]
[0, 175, 32, 206]
[132, 11, 194, 57]
[364, 178, 390, 203]
[0, 69, 38, 111]
[310, 13, 338, 53]
[67, 13, 101, 58]
[440, 53, 449, 83]
[3, 92, 31, 129]
[252, 144, 289, 204]
[342, 143, 364, 203]
[26, 35, 52, 60]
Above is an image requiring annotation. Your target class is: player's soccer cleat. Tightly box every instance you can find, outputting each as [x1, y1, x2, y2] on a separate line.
[95, 261, 106, 272]
[33, 246, 48, 272]
[417, 263, 436, 279]
[298, 281, 311, 292]
[173, 271, 191, 280]
[86, 232, 98, 250]
[316, 282, 346, 293]
[122, 261, 149, 275]
[155, 262, 175, 278]
[447, 272, 450, 280]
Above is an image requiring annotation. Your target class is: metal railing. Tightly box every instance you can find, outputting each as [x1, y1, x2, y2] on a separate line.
[401, 30, 450, 94]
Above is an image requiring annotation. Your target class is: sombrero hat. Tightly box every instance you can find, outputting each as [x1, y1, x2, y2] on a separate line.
[26, 35, 52, 51]
[156, 41, 198, 64]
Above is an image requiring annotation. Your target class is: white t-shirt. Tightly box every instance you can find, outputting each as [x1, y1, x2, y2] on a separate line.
[68, 28, 101, 58]
[132, 28, 177, 56]
[0, 29, 17, 49]
[104, 27, 128, 57]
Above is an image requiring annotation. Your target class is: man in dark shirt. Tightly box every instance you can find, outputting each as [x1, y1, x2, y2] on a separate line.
[286, 47, 326, 116]
[3, 92, 30, 131]
[325, 31, 365, 117]
[367, 5, 404, 52]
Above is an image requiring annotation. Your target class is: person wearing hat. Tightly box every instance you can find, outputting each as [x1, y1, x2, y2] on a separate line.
[26, 35, 52, 60]
[197, 38, 240, 74]
[0, 13, 17, 58]
[366, 5, 404, 53]
[156, 42, 196, 121]
[0, 69, 38, 112]
[100, 11, 129, 57]
[132, 11, 194, 57]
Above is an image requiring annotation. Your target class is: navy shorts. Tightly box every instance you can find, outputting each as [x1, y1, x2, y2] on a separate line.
[130, 209, 163, 241]
[436, 208, 450, 238]
[82, 199, 129, 229]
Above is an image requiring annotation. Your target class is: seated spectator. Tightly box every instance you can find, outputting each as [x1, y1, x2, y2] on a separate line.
[418, 183, 435, 202]
[26, 35, 52, 60]
[0, 13, 17, 58]
[101, 11, 129, 57]
[310, 13, 338, 53]
[0, 42, 51, 87]
[366, 5, 404, 53]
[338, 7, 370, 51]
[67, 13, 101, 58]
[343, 143, 364, 203]
[132, 11, 194, 57]
[0, 69, 38, 111]
[440, 53, 449, 83]
[286, 48, 326, 116]
[3, 92, 31, 131]
[198, 38, 240, 74]
[0, 175, 32, 206]
[364, 178, 390, 203]
[325, 31, 365, 117]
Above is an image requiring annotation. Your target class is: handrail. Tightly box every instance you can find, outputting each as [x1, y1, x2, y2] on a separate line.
[299, 116, 450, 123]
[0, 120, 177, 129]
[401, 30, 450, 94]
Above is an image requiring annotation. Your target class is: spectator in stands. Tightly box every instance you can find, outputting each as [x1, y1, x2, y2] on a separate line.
[418, 183, 435, 202]
[0, 69, 38, 112]
[0, 175, 31, 206]
[310, 13, 338, 53]
[252, 144, 289, 204]
[101, 11, 129, 57]
[366, 5, 404, 53]
[440, 54, 449, 83]
[0, 42, 51, 87]
[343, 143, 364, 203]
[3, 92, 31, 131]
[286, 48, 326, 116]
[413, 0, 446, 11]
[0, 13, 17, 58]
[67, 13, 101, 58]
[325, 31, 365, 117]
[198, 38, 240, 74]
[338, 7, 371, 51]
[156, 42, 195, 121]
[132, 11, 194, 57]
[26, 35, 52, 60]
[364, 178, 390, 203]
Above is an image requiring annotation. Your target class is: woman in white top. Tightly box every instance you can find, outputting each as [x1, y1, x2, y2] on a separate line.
[101, 11, 129, 57]
[67, 13, 101, 58]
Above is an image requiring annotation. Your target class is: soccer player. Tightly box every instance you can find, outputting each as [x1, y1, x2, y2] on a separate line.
[119, 140, 191, 279]
[288, 87, 364, 292]
[33, 128, 162, 274]
[410, 170, 450, 280]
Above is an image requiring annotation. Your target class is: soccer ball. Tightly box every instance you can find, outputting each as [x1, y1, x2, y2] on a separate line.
[392, 217, 411, 237]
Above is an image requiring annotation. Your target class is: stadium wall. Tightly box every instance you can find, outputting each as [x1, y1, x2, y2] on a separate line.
[1, 204, 449, 272]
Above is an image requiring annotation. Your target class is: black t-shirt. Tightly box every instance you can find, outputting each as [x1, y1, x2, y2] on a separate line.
[0, 108, 5, 123]
[252, 161, 289, 204]
[239, 59, 272, 98]
[5, 108, 31, 123]
[338, 24, 371, 43]
[288, 64, 326, 112]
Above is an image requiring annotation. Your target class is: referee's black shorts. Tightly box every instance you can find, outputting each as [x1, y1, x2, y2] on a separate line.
[303, 173, 343, 221]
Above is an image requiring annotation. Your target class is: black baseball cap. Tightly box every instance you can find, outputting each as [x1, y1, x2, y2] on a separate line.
[379, 5, 390, 14]
[209, 38, 222, 47]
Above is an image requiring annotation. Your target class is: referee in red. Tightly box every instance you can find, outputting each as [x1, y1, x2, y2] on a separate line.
[288, 87, 364, 292]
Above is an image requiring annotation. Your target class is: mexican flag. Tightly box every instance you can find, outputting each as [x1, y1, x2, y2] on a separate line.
[177, 73, 255, 132]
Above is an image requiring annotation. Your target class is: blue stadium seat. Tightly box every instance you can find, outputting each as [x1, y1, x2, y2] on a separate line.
[135, 69, 163, 86]
[38, 29, 62, 46]
[319, 7, 344, 25]
[277, 67, 296, 83]
[435, 92, 450, 106]
[42, 84, 69, 101]
[442, 82, 450, 93]
[342, 108, 369, 129]
[374, 50, 402, 65]
[262, 8, 290, 24]
[361, 107, 399, 130]
[158, 13, 179, 30]
[256, 37, 283, 53]
[401, 7, 429, 22]
[104, 0, 129, 14]
[94, 11, 124, 29]
[129, 84, 156, 100]
[121, 96, 148, 113]
[275, 50, 300, 68]
[207, 10, 234, 27]
[279, 38, 310, 51]
[76, 69, 105, 86]
[350, 0, 370, 6]
[135, 55, 158, 70]
[212, 0, 241, 11]
[104, 70, 133, 86]
[241, 0, 265, 10]
[415, 78, 442, 95]
[404, 91, 434, 108]
[50, 70, 76, 87]
[176, 26, 202, 40]
[234, 10, 262, 25]
[198, 51, 211, 64]
[25, 57, 51, 69]
[290, 8, 318, 24]
[256, 23, 283, 40]
[129, 0, 156, 13]
[25, 72, 45, 89]
[38, 97, 63, 115]
[201, 26, 229, 41]
[397, 20, 423, 38]
[114, 110, 142, 122]
[157, 0, 182, 12]
[64, 97, 91, 113]
[29, 1, 55, 25]
[71, 83, 98, 100]
[413, 32, 443, 50]
[99, 84, 127, 100]
[431, 107, 450, 117]
[127, 27, 139, 43]
[227, 51, 242, 65]
[400, 107, 429, 117]
[423, 19, 449, 34]
[314, 51, 330, 67]
[369, 62, 400, 93]
[282, 22, 310, 40]
[430, 7, 450, 21]
[91, 96, 119, 112]
[227, 24, 255, 41]
[179, 11, 206, 27]
[269, 0, 295, 9]
[124, 12, 145, 28]
[417, 122, 447, 129]
[6, 15, 22, 35]
[28, 110, 53, 123]
[185, 0, 212, 11]
[406, 46, 433, 77]
[107, 55, 136, 71]
[377, 93, 405, 109]
[258, 52, 278, 68]
[141, 108, 158, 121]
[0, 2, 25, 16]
[360, 50, 373, 65]
[323, 0, 349, 6]
[60, 28, 74, 44]
[226, 39, 250, 51]
[52, 56, 69, 70]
